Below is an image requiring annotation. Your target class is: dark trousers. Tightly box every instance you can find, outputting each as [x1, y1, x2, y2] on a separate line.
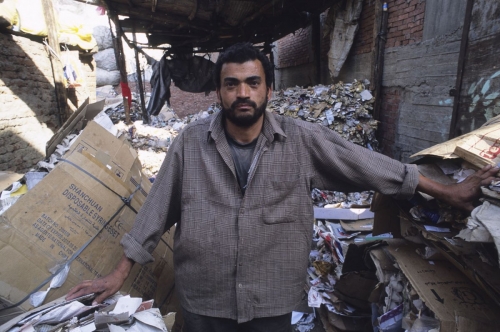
[182, 307, 292, 332]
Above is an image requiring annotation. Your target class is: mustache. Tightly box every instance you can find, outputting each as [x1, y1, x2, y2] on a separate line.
[231, 99, 257, 109]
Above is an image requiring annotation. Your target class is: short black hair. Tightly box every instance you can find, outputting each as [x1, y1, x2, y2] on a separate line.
[214, 42, 273, 89]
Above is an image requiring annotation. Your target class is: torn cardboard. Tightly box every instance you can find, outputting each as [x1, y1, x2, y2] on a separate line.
[385, 241, 500, 332]
[454, 128, 500, 169]
[0, 121, 175, 322]
[411, 117, 500, 174]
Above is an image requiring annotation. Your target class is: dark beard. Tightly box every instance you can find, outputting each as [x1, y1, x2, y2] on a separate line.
[222, 97, 267, 128]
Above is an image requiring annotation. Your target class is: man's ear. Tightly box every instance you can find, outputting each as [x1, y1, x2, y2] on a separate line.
[216, 89, 221, 102]
[267, 87, 272, 100]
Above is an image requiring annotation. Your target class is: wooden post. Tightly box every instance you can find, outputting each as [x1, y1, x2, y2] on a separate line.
[371, 1, 388, 122]
[448, 0, 474, 139]
[108, 12, 131, 124]
[312, 12, 322, 85]
[133, 24, 149, 124]
[41, 0, 68, 125]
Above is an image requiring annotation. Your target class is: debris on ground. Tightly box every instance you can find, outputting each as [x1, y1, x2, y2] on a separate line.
[2, 294, 169, 332]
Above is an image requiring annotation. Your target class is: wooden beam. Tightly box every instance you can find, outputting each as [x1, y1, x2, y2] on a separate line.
[241, 0, 280, 26]
[111, 2, 211, 32]
[133, 24, 149, 124]
[108, 12, 131, 124]
[41, 0, 68, 125]
[372, 1, 388, 122]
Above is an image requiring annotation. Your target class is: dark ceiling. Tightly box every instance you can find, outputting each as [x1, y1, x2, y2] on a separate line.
[75, 0, 333, 54]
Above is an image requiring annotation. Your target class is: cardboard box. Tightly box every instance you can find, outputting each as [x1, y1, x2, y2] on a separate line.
[385, 241, 500, 331]
[0, 121, 175, 323]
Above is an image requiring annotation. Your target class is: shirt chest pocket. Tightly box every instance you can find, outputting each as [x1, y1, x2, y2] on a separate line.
[261, 177, 304, 224]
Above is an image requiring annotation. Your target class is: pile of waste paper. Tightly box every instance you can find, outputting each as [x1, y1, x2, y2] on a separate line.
[302, 116, 500, 332]
[3, 294, 170, 332]
[106, 101, 218, 177]
[267, 80, 379, 150]
[311, 189, 374, 208]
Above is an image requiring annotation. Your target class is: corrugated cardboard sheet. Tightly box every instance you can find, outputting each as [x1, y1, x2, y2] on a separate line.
[0, 121, 175, 321]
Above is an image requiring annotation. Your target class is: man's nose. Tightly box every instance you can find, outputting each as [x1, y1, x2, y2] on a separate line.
[236, 83, 250, 98]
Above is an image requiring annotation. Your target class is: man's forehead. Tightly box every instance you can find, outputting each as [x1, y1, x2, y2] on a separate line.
[220, 60, 264, 78]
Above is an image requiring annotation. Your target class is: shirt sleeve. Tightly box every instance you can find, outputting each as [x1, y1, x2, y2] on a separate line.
[120, 132, 184, 265]
[308, 124, 419, 200]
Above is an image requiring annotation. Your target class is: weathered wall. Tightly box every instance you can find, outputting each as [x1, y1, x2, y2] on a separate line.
[0, 32, 96, 173]
[273, 10, 331, 89]
[274, 26, 315, 89]
[454, 0, 500, 136]
[381, 0, 466, 161]
[337, 0, 375, 83]
[382, 30, 462, 161]
[0, 33, 58, 173]
[339, 0, 467, 161]
[273, 0, 470, 163]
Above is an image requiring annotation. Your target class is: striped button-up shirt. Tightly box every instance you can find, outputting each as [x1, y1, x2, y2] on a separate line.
[121, 110, 418, 322]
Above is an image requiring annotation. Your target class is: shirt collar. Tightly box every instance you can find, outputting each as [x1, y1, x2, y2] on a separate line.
[208, 110, 287, 143]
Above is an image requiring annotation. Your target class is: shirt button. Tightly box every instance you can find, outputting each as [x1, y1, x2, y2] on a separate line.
[239, 283, 243, 288]
[239, 208, 245, 215]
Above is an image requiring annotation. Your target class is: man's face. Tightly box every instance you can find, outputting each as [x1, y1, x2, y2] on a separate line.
[217, 60, 272, 128]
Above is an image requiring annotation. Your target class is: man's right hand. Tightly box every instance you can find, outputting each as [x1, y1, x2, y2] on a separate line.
[65, 254, 134, 305]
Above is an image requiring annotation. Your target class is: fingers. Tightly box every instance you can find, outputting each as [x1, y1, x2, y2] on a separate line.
[476, 164, 499, 178]
[66, 281, 93, 300]
[475, 165, 499, 186]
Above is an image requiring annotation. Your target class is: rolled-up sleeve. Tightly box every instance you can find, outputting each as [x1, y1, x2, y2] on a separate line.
[120, 131, 184, 265]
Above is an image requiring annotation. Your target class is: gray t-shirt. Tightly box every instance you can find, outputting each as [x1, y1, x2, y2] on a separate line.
[226, 132, 257, 195]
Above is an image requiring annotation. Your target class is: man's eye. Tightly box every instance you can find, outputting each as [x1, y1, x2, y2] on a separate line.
[249, 81, 259, 86]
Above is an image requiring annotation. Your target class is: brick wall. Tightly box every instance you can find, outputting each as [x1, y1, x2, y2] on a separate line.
[276, 26, 312, 68]
[0, 32, 59, 173]
[351, 0, 376, 55]
[0, 32, 96, 173]
[386, 0, 426, 48]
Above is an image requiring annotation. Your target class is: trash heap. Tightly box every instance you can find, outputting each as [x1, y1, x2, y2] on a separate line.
[311, 188, 374, 208]
[105, 100, 219, 177]
[307, 117, 500, 332]
[3, 294, 170, 332]
[267, 80, 379, 151]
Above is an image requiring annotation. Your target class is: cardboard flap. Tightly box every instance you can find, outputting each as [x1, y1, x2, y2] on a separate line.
[46, 98, 89, 157]
[454, 128, 500, 169]
[411, 120, 500, 160]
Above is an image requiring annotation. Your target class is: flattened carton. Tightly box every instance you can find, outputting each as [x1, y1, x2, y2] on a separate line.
[0, 121, 175, 323]
[386, 241, 500, 332]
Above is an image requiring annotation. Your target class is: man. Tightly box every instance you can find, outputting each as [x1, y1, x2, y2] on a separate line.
[67, 43, 498, 331]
